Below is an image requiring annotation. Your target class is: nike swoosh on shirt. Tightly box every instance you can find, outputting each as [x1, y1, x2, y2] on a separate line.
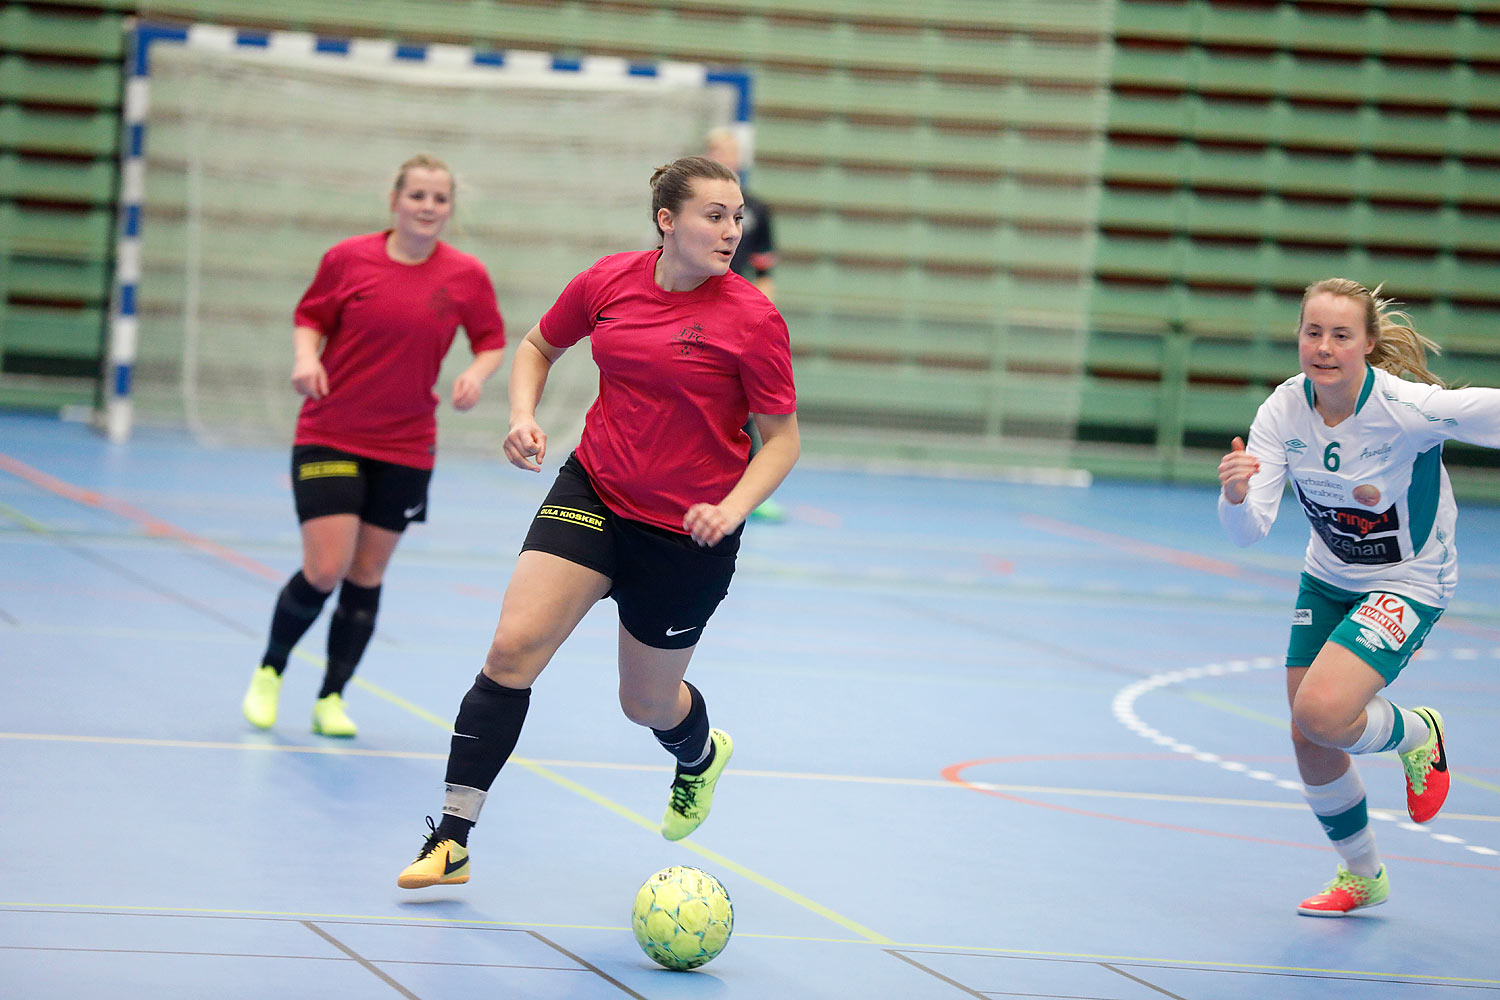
[593, 310, 619, 324]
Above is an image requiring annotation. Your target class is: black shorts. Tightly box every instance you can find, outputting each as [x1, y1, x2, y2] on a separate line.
[521, 454, 741, 650]
[290, 444, 432, 533]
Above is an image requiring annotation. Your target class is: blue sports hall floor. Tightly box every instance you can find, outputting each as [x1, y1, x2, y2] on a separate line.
[2, 411, 1497, 999]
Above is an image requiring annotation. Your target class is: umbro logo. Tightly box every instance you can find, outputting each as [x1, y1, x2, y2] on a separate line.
[443, 851, 466, 876]
[1285, 438, 1308, 454]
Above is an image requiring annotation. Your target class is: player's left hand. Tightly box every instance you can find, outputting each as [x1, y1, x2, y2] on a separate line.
[683, 502, 744, 547]
[452, 372, 483, 411]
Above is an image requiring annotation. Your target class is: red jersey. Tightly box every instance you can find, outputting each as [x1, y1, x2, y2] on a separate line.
[293, 231, 505, 469]
[539, 249, 797, 532]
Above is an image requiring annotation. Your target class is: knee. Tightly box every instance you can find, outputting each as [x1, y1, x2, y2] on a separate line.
[1290, 688, 1351, 747]
[482, 632, 546, 689]
[301, 562, 344, 593]
[618, 686, 675, 730]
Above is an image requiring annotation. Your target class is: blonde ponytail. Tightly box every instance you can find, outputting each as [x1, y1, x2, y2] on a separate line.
[1301, 278, 1444, 387]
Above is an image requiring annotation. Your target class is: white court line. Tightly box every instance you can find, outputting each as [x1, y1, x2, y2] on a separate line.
[4, 729, 1497, 823]
[1112, 658, 1500, 858]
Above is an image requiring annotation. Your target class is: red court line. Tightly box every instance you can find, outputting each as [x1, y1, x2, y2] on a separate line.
[1023, 512, 1500, 642]
[0, 451, 282, 582]
[942, 755, 1500, 872]
[1021, 513, 1294, 590]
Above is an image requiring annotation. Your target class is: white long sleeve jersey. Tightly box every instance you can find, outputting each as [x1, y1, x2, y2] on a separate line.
[1219, 366, 1500, 607]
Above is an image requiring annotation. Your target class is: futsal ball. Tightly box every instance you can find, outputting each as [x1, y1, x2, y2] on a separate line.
[631, 865, 734, 970]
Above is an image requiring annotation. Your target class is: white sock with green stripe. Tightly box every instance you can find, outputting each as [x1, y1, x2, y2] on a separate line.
[1304, 765, 1381, 878]
[1346, 695, 1429, 756]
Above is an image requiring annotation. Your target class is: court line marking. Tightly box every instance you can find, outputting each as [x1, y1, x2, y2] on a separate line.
[1182, 684, 1500, 799]
[0, 450, 893, 946]
[10, 449, 1499, 951]
[6, 731, 1498, 823]
[1023, 510, 1500, 639]
[0, 451, 280, 582]
[303, 921, 421, 999]
[5, 903, 1498, 987]
[892, 946, 1500, 989]
[1114, 659, 1500, 860]
[0, 902, 872, 945]
[943, 755, 1500, 871]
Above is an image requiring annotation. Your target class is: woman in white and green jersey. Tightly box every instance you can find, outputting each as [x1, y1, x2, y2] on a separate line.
[1218, 277, 1500, 916]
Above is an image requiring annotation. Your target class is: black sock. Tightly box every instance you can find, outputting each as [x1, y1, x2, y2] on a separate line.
[261, 571, 331, 674]
[444, 671, 531, 797]
[653, 681, 714, 775]
[435, 814, 474, 846]
[320, 580, 380, 697]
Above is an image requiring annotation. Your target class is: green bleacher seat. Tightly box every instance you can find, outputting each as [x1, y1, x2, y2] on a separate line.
[1101, 141, 1189, 188]
[0, 106, 120, 157]
[0, 54, 120, 109]
[0, 153, 116, 205]
[0, 5, 125, 59]
[4, 257, 110, 306]
[7, 207, 114, 260]
[1110, 0, 1195, 44]
[1, 306, 106, 360]
[1097, 188, 1185, 233]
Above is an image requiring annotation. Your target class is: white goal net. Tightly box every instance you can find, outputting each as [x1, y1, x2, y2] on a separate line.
[123, 27, 738, 457]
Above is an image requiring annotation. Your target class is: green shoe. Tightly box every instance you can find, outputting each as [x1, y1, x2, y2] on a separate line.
[661, 729, 733, 841]
[749, 498, 784, 522]
[311, 692, 357, 738]
[1297, 865, 1389, 916]
[241, 665, 282, 729]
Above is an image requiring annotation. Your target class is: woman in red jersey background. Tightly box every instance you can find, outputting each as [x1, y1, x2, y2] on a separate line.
[241, 154, 506, 739]
[397, 155, 799, 889]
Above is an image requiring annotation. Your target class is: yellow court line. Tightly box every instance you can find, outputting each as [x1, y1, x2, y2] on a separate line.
[350, 670, 894, 944]
[7, 730, 1499, 824]
[512, 758, 894, 944]
[3, 902, 1497, 985]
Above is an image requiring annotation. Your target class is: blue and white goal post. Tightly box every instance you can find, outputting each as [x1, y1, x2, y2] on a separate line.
[104, 21, 751, 446]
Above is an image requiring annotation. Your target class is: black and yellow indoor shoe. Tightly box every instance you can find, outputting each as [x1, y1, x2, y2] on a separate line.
[397, 816, 470, 889]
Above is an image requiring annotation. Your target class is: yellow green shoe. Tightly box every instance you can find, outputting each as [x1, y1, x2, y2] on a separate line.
[749, 498, 785, 522]
[311, 692, 357, 738]
[397, 816, 470, 889]
[1400, 706, 1449, 824]
[241, 665, 282, 730]
[1297, 865, 1389, 916]
[661, 729, 733, 841]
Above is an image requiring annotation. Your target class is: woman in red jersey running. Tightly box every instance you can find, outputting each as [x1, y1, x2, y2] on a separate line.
[241, 154, 506, 739]
[397, 155, 799, 889]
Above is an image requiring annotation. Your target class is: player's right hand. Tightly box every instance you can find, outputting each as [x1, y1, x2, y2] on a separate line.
[1218, 436, 1260, 505]
[291, 357, 329, 399]
[504, 418, 547, 472]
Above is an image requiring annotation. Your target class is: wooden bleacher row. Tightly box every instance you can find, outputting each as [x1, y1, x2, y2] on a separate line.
[1, 3, 123, 408]
[1088, 0, 1500, 485]
[1103, 142, 1500, 206]
[1108, 93, 1500, 159]
[1098, 188, 1500, 252]
[1114, 0, 1494, 59]
[1112, 45, 1500, 111]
